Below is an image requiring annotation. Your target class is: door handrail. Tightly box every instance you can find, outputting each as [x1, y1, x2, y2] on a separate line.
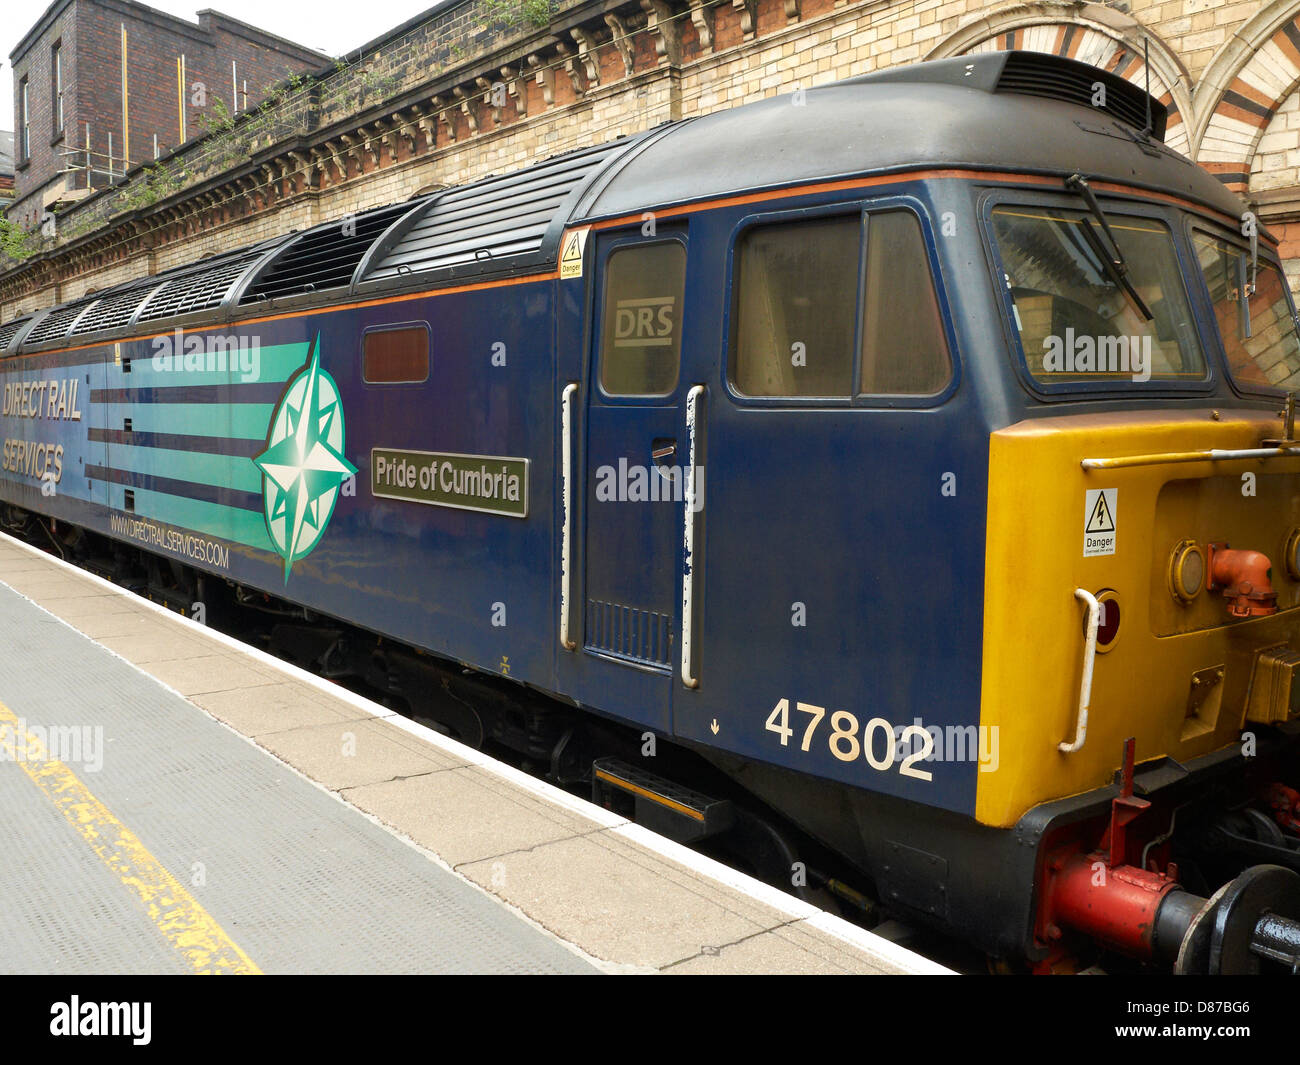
[1060, 588, 1099, 753]
[560, 382, 578, 651]
[681, 384, 706, 689]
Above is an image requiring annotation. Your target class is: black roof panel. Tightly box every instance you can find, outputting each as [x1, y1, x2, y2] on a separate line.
[240, 200, 421, 305]
[135, 249, 264, 323]
[0, 314, 34, 355]
[69, 280, 161, 337]
[357, 136, 648, 287]
[24, 300, 93, 347]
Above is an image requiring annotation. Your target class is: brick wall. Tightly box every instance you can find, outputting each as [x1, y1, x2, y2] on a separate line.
[5, 0, 1300, 317]
[8, 0, 324, 226]
[9, 3, 78, 222]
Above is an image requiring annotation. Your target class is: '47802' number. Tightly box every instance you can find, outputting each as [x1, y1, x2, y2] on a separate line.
[763, 698, 932, 781]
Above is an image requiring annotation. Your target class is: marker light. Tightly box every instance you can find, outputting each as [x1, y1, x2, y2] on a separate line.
[1169, 541, 1205, 604]
[1285, 528, 1300, 582]
[1095, 589, 1121, 652]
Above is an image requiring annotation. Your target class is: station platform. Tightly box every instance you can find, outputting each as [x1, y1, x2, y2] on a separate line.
[0, 530, 949, 975]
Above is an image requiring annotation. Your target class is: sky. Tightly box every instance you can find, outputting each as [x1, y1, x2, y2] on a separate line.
[0, 0, 440, 134]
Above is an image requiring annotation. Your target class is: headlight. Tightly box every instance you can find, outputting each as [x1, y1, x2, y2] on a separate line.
[1169, 540, 1205, 604]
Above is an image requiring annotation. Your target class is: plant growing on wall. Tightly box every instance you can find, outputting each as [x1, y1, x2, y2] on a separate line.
[0, 218, 43, 263]
[480, 0, 556, 29]
[115, 161, 184, 213]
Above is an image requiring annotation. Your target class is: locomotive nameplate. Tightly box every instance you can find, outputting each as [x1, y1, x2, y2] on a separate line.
[371, 447, 529, 518]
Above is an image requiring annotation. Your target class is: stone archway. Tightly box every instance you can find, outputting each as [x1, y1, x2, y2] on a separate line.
[1192, 1, 1300, 293]
[928, 2, 1195, 157]
[1193, 1, 1300, 192]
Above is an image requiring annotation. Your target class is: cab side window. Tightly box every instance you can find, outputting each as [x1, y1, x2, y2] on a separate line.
[599, 241, 686, 397]
[859, 211, 951, 395]
[730, 216, 859, 398]
[729, 208, 952, 400]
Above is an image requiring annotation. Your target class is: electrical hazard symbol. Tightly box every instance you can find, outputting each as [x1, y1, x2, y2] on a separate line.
[1083, 488, 1117, 557]
[559, 227, 589, 280]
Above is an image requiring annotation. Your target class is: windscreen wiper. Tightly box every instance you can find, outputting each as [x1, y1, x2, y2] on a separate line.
[1237, 252, 1253, 340]
[1064, 173, 1154, 321]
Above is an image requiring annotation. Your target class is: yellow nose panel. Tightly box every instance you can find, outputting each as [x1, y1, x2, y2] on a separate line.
[976, 407, 1300, 828]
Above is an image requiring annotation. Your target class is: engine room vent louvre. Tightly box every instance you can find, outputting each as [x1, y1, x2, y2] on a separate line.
[361, 139, 637, 284]
[69, 282, 160, 337]
[240, 201, 416, 305]
[995, 51, 1166, 141]
[135, 251, 262, 324]
[0, 317, 32, 353]
[24, 300, 96, 346]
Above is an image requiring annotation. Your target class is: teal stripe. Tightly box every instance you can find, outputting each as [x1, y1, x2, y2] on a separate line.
[121, 340, 311, 386]
[108, 443, 261, 494]
[110, 483, 272, 552]
[94, 403, 274, 439]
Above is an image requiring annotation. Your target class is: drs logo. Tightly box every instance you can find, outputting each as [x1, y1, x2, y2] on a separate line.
[614, 296, 676, 347]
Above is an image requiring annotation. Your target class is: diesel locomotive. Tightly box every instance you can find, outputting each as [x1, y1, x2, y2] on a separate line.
[2, 50, 1299, 973]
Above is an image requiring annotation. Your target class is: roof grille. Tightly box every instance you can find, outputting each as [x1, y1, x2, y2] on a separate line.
[25, 301, 94, 346]
[362, 139, 635, 283]
[70, 283, 160, 337]
[995, 51, 1165, 140]
[136, 252, 261, 323]
[240, 201, 414, 304]
[0, 316, 32, 353]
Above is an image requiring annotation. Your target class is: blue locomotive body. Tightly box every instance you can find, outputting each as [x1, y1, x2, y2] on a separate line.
[0, 167, 989, 815]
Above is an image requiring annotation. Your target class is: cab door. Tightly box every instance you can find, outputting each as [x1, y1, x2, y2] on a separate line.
[563, 227, 689, 732]
[671, 200, 985, 814]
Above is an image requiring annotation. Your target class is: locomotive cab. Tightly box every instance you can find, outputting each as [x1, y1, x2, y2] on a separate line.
[971, 145, 1300, 972]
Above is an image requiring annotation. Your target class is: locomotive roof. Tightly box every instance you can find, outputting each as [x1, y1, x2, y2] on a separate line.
[582, 51, 1243, 222]
[0, 50, 1248, 357]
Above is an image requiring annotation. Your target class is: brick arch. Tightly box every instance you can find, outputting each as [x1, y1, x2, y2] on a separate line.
[1193, 1, 1300, 193]
[928, 5, 1194, 158]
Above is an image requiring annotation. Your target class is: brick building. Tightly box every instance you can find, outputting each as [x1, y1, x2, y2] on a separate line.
[3, 0, 1300, 317]
[8, 0, 326, 226]
[0, 132, 14, 209]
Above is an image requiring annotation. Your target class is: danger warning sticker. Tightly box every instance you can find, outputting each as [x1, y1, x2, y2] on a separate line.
[559, 227, 589, 280]
[1083, 488, 1117, 557]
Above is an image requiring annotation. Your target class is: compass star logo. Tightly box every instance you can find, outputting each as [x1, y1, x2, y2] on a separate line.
[253, 335, 357, 582]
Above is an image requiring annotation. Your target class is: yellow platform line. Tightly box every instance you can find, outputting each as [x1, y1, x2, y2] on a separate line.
[0, 701, 261, 974]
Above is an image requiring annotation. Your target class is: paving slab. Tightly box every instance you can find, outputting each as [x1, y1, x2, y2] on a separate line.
[664, 919, 892, 974]
[345, 766, 604, 867]
[457, 829, 801, 969]
[254, 716, 465, 789]
[141, 653, 280, 697]
[191, 681, 375, 735]
[43, 593, 141, 619]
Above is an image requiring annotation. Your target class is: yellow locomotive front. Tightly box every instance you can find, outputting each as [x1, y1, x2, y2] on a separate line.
[978, 185, 1300, 972]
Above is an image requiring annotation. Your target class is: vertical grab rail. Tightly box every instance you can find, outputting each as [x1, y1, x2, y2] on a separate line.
[1060, 588, 1100, 753]
[681, 385, 706, 689]
[560, 382, 578, 651]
